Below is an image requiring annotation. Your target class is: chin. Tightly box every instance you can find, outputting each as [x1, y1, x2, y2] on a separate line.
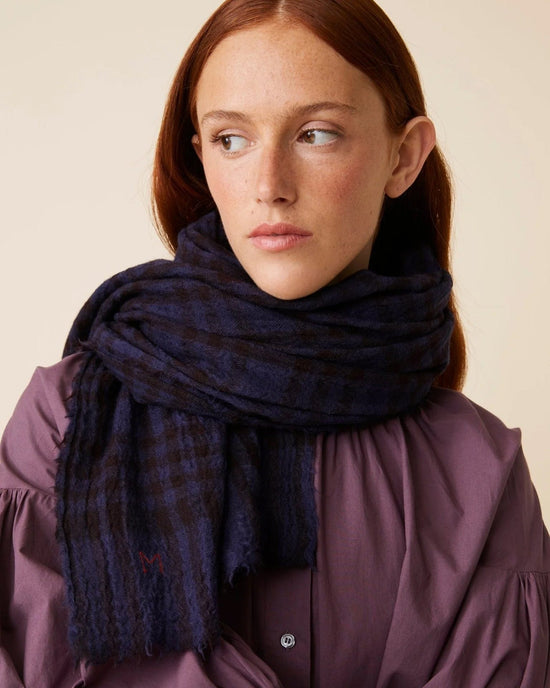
[252, 276, 323, 301]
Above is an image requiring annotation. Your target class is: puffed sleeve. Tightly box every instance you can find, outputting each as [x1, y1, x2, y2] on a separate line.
[0, 359, 284, 688]
[0, 360, 79, 687]
[424, 447, 550, 687]
[0, 488, 79, 688]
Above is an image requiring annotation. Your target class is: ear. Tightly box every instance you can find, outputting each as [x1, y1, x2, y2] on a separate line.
[191, 134, 203, 162]
[384, 116, 436, 199]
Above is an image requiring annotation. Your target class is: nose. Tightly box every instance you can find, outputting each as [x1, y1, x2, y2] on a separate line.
[255, 145, 297, 207]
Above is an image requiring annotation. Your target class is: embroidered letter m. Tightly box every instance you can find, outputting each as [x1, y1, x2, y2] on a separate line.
[139, 551, 164, 575]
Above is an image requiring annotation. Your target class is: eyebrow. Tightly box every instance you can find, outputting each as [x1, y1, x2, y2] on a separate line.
[200, 101, 358, 126]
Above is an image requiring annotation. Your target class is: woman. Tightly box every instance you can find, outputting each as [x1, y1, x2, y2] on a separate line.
[1, 0, 548, 686]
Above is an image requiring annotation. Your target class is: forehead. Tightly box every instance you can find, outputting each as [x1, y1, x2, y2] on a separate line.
[195, 19, 384, 118]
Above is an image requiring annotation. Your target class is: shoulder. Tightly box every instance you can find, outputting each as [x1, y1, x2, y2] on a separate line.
[403, 388, 549, 573]
[0, 353, 85, 494]
[371, 388, 523, 508]
[416, 387, 522, 462]
[399, 387, 523, 503]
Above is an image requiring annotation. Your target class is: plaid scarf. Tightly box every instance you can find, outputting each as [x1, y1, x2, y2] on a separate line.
[56, 211, 453, 664]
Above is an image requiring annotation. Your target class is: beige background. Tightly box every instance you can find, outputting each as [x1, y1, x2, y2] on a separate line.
[1, 1, 549, 520]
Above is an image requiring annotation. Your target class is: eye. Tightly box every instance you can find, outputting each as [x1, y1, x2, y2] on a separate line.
[298, 129, 339, 146]
[212, 134, 249, 153]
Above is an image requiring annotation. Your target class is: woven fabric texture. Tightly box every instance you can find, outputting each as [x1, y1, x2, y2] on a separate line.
[56, 211, 454, 663]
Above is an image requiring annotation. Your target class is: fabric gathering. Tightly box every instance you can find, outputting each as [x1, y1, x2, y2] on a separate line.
[1, 0, 549, 687]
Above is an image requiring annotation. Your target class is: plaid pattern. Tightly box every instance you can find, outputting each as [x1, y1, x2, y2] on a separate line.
[55, 211, 453, 663]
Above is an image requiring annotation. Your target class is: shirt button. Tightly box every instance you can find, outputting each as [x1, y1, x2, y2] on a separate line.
[280, 633, 296, 649]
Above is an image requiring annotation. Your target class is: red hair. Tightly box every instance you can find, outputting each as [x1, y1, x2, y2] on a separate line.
[152, 0, 467, 390]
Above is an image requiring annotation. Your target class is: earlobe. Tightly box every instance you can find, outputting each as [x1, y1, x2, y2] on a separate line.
[192, 134, 203, 162]
[385, 116, 436, 199]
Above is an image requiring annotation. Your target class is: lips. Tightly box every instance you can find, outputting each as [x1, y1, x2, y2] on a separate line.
[249, 223, 313, 252]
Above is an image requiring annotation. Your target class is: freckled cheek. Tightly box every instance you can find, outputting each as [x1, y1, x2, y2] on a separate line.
[313, 159, 376, 208]
[203, 173, 241, 214]
[204, 163, 251, 208]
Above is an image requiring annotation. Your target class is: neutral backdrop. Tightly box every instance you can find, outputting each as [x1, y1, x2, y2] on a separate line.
[1, 1, 549, 520]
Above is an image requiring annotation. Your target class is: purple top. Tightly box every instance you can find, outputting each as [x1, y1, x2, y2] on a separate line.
[1, 353, 549, 687]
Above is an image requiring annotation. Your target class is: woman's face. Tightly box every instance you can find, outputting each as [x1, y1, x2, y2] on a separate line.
[193, 20, 402, 300]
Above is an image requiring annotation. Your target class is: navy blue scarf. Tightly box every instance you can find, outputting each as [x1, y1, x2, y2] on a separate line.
[56, 211, 453, 664]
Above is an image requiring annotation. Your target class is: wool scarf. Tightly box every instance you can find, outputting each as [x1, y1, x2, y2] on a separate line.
[56, 211, 454, 664]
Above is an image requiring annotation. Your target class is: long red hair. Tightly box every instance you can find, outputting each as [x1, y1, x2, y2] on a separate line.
[152, 0, 467, 390]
